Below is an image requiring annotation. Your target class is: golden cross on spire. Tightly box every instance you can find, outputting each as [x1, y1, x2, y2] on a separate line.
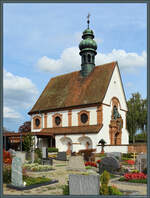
[87, 13, 90, 28]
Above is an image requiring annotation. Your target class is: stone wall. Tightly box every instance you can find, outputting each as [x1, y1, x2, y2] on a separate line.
[128, 143, 147, 153]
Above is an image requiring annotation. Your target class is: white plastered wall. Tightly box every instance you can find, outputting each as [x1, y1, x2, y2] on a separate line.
[95, 64, 129, 153]
[56, 133, 98, 152]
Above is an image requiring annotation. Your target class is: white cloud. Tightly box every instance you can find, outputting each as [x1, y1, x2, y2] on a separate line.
[37, 47, 147, 74]
[37, 47, 81, 74]
[4, 70, 39, 109]
[4, 106, 22, 119]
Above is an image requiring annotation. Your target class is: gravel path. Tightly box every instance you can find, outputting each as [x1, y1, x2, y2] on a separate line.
[3, 160, 147, 195]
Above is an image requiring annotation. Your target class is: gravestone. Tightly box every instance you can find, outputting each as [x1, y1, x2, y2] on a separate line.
[56, 152, 67, 161]
[42, 158, 53, 166]
[67, 156, 86, 171]
[15, 151, 26, 163]
[11, 157, 23, 187]
[106, 152, 122, 161]
[99, 156, 120, 174]
[69, 174, 100, 195]
[8, 149, 16, 157]
[135, 154, 147, 172]
[42, 147, 48, 159]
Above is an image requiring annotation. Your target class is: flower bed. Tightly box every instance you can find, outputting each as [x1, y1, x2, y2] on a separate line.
[23, 163, 52, 172]
[3, 150, 12, 165]
[85, 161, 97, 168]
[119, 172, 147, 184]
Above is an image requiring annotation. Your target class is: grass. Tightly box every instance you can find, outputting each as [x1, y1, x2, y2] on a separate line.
[55, 164, 66, 167]
[46, 186, 57, 190]
[23, 176, 51, 186]
[119, 177, 147, 184]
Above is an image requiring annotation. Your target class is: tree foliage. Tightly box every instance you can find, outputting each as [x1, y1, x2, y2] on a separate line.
[18, 121, 31, 132]
[23, 133, 34, 152]
[126, 92, 147, 143]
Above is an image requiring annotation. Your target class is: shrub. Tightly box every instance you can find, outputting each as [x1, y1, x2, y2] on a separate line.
[142, 168, 147, 175]
[62, 184, 69, 195]
[108, 185, 123, 195]
[3, 164, 11, 183]
[48, 147, 58, 153]
[122, 153, 133, 158]
[100, 170, 110, 195]
[3, 150, 12, 164]
[35, 148, 42, 159]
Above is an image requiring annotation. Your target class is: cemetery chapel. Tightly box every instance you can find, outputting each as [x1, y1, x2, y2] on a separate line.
[28, 16, 129, 154]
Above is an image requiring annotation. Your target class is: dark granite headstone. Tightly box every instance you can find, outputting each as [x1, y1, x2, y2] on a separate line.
[99, 156, 120, 174]
[42, 158, 53, 166]
[56, 152, 67, 161]
[106, 152, 122, 161]
[69, 174, 100, 195]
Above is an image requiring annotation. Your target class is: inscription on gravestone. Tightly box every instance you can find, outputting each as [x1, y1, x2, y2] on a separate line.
[11, 157, 23, 187]
[69, 174, 100, 195]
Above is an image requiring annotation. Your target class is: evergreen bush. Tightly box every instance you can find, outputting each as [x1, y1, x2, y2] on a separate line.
[100, 170, 110, 195]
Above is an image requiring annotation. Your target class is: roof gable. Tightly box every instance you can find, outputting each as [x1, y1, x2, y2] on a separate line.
[29, 62, 116, 114]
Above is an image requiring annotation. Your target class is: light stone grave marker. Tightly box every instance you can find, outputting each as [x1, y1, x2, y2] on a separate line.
[69, 174, 100, 195]
[67, 156, 85, 171]
[135, 154, 147, 172]
[11, 157, 23, 187]
[42, 147, 48, 159]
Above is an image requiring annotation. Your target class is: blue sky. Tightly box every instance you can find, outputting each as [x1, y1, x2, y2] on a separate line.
[3, 3, 147, 131]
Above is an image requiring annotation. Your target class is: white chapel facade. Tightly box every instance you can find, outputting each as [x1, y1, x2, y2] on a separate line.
[29, 19, 129, 153]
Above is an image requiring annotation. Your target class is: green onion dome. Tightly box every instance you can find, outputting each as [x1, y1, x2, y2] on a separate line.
[79, 28, 97, 52]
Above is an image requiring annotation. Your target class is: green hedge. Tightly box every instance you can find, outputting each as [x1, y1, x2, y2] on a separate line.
[48, 147, 58, 152]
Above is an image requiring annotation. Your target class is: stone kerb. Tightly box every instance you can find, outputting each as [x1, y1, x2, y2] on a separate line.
[69, 174, 100, 195]
[67, 156, 86, 171]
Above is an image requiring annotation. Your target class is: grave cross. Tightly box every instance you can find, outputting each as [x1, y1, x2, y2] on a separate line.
[87, 13, 90, 28]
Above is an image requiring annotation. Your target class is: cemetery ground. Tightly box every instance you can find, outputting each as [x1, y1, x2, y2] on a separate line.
[3, 151, 147, 196]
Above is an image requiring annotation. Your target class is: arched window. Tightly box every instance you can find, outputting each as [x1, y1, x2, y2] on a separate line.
[114, 132, 119, 145]
[88, 54, 91, 63]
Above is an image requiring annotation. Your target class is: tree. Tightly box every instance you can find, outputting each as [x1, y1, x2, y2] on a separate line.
[18, 121, 31, 132]
[126, 92, 147, 143]
[23, 133, 34, 152]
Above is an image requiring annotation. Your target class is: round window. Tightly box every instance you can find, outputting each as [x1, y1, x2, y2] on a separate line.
[55, 116, 61, 126]
[35, 118, 40, 127]
[81, 113, 88, 123]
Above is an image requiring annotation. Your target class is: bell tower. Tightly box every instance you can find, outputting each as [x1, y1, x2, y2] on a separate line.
[79, 14, 97, 77]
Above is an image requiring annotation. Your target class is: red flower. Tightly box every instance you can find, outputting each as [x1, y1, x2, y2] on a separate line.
[126, 160, 135, 165]
[97, 160, 101, 163]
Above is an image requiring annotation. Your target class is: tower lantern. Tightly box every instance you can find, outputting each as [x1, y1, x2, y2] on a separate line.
[79, 14, 97, 77]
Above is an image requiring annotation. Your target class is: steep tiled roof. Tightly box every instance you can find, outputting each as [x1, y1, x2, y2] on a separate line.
[29, 62, 116, 114]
